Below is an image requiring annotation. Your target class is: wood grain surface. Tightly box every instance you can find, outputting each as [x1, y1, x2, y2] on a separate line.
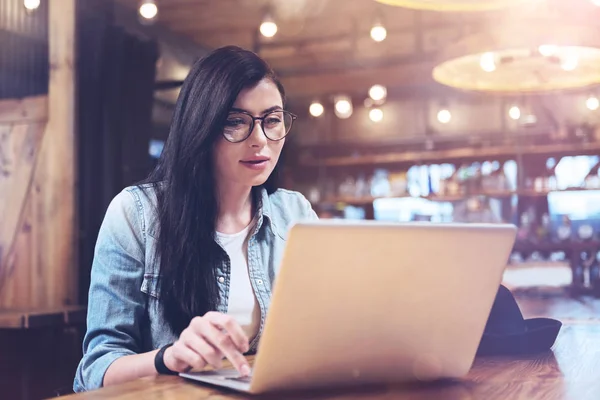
[56, 320, 600, 400]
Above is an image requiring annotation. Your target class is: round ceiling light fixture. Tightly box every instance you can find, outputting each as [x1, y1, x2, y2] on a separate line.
[372, 0, 536, 12]
[432, 23, 600, 93]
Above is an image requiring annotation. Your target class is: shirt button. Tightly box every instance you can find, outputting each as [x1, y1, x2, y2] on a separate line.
[218, 277, 225, 283]
[257, 279, 263, 285]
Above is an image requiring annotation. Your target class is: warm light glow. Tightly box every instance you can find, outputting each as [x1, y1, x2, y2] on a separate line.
[509, 106, 521, 120]
[370, 24, 387, 42]
[480, 52, 496, 72]
[587, 96, 600, 111]
[561, 52, 579, 71]
[23, 0, 40, 10]
[437, 109, 451, 124]
[591, 0, 600, 6]
[334, 97, 353, 119]
[260, 17, 278, 38]
[538, 45, 558, 57]
[373, 0, 536, 12]
[309, 102, 324, 117]
[368, 84, 387, 101]
[369, 108, 384, 123]
[335, 99, 351, 114]
[139, 1, 158, 20]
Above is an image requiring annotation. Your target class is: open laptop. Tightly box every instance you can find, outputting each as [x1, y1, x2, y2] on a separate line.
[180, 220, 517, 394]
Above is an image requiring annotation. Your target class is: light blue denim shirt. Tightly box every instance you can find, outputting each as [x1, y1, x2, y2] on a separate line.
[73, 184, 317, 392]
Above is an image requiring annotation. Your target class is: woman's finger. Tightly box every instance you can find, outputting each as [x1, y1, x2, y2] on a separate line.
[192, 317, 251, 376]
[181, 330, 224, 369]
[169, 341, 207, 371]
[204, 312, 250, 353]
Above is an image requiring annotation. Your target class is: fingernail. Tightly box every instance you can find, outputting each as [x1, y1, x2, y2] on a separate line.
[241, 364, 251, 376]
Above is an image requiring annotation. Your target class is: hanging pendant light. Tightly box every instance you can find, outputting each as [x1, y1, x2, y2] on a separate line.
[373, 0, 536, 12]
[432, 22, 600, 93]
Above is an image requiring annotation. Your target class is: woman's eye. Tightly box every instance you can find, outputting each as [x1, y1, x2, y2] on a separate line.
[225, 119, 245, 127]
[265, 118, 282, 125]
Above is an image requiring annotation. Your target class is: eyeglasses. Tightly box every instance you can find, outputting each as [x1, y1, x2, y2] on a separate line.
[222, 110, 297, 143]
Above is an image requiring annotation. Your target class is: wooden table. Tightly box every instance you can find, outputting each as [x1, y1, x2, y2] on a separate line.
[56, 321, 600, 400]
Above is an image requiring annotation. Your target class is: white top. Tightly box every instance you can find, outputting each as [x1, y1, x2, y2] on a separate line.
[216, 223, 261, 341]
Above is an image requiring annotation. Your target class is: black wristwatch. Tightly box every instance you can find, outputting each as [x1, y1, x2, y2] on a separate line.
[154, 343, 178, 375]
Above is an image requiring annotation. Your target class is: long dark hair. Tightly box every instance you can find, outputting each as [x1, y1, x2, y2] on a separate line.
[141, 46, 286, 335]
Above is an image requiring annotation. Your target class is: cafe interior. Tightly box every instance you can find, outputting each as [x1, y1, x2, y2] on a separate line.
[1, 0, 600, 398]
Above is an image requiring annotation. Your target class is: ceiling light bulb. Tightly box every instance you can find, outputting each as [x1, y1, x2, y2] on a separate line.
[480, 52, 496, 72]
[538, 45, 558, 57]
[335, 99, 351, 114]
[260, 16, 278, 38]
[139, 1, 158, 20]
[586, 96, 599, 111]
[23, 0, 40, 10]
[509, 106, 521, 120]
[334, 97, 353, 119]
[561, 52, 579, 71]
[368, 84, 387, 101]
[370, 24, 387, 42]
[437, 109, 451, 124]
[309, 102, 324, 117]
[369, 108, 384, 123]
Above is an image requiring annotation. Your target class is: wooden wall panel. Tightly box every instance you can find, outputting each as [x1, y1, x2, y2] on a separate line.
[41, 0, 77, 308]
[0, 98, 48, 308]
[0, 0, 76, 310]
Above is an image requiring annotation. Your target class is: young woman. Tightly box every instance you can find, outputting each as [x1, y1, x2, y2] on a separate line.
[73, 46, 317, 392]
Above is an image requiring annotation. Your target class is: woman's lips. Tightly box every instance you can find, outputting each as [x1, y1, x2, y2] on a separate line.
[240, 158, 269, 170]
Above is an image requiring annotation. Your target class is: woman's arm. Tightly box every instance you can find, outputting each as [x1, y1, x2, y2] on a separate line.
[74, 189, 252, 392]
[103, 350, 160, 387]
[103, 312, 253, 387]
[74, 189, 149, 392]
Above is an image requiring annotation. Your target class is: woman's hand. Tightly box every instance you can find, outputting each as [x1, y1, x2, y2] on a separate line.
[163, 312, 251, 376]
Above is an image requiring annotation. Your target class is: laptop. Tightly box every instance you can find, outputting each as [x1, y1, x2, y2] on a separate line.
[180, 220, 517, 394]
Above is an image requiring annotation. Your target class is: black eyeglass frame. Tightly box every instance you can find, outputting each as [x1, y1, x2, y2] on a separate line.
[221, 109, 297, 143]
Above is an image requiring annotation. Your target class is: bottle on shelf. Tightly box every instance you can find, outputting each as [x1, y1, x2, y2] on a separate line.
[556, 215, 573, 243]
[370, 169, 391, 198]
[354, 173, 369, 198]
[388, 171, 408, 197]
[590, 251, 600, 296]
[576, 223, 595, 243]
[572, 251, 587, 290]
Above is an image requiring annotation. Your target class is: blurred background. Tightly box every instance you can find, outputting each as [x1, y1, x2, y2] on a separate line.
[1, 0, 600, 398]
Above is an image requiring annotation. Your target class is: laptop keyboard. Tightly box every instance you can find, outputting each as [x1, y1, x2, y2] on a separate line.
[225, 374, 253, 383]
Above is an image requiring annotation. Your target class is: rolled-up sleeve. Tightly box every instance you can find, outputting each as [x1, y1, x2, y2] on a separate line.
[301, 194, 319, 221]
[73, 189, 147, 392]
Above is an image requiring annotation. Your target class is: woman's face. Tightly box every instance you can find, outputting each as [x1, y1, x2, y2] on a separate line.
[213, 78, 286, 190]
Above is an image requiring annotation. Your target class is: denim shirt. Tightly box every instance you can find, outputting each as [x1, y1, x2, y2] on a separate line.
[73, 184, 317, 392]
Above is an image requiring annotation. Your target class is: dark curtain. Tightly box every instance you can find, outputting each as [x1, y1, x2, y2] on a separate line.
[77, 0, 159, 304]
